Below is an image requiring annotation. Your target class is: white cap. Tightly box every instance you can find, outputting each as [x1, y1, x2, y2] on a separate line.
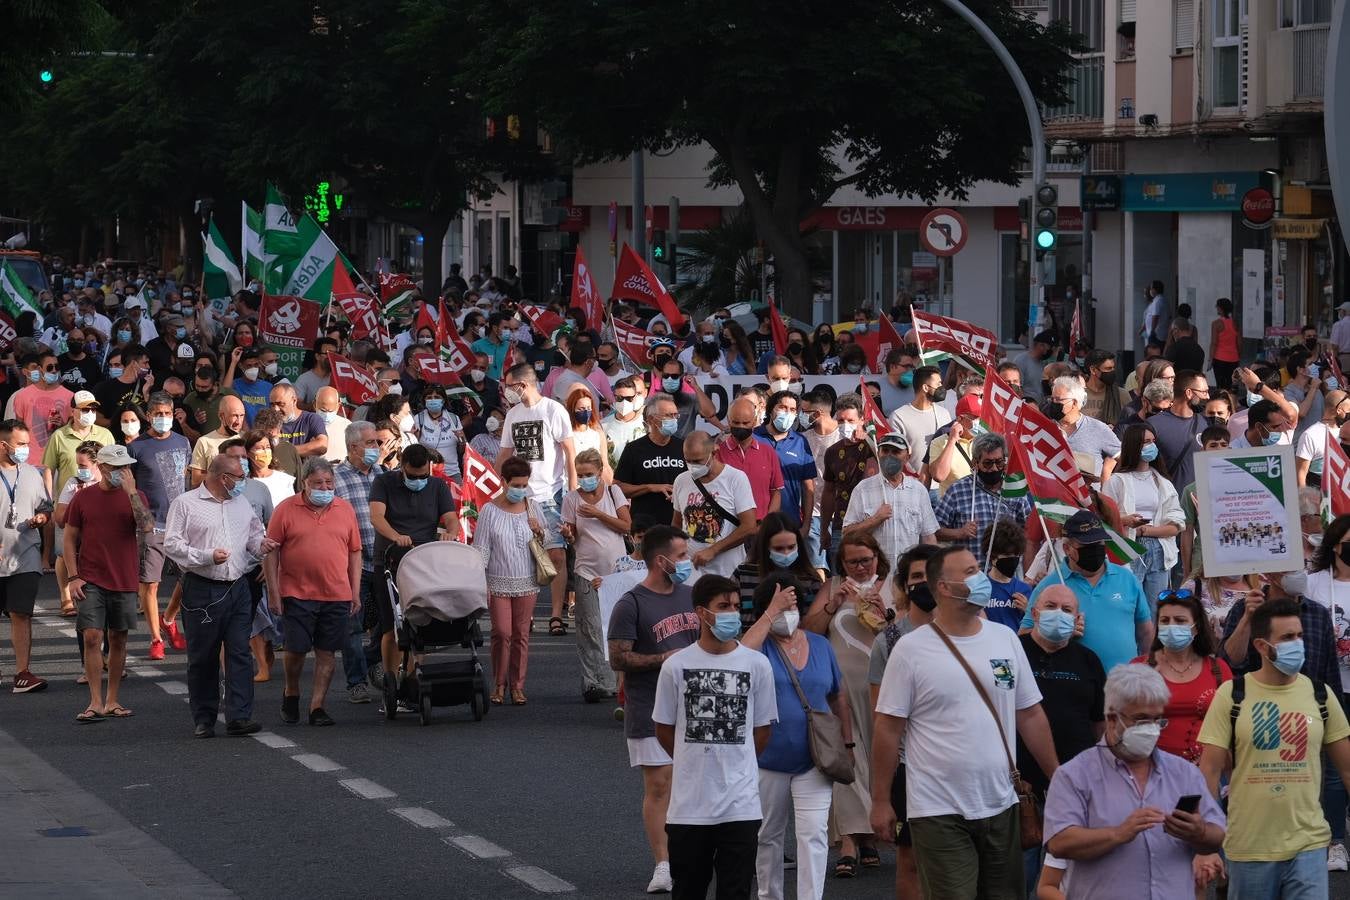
[176, 343, 196, 359]
[124, 297, 146, 310]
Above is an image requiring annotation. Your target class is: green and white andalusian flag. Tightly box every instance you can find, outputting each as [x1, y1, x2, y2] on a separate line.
[0, 261, 42, 320]
[1033, 498, 1144, 564]
[273, 213, 352, 306]
[202, 218, 242, 314]
[263, 182, 303, 258]
[241, 201, 266, 281]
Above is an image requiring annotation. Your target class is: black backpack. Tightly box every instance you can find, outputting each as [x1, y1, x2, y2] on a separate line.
[1227, 671, 1329, 753]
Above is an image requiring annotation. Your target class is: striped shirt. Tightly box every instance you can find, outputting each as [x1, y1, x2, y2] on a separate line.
[163, 484, 265, 581]
[932, 474, 1032, 557]
[333, 459, 379, 572]
[472, 499, 542, 596]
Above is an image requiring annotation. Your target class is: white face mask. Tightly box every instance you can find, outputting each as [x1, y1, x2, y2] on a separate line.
[264, 362, 279, 377]
[243, 367, 260, 381]
[121, 420, 140, 437]
[1114, 719, 1162, 760]
[840, 422, 858, 440]
[386, 383, 404, 396]
[769, 379, 791, 394]
[686, 463, 710, 481]
[78, 410, 97, 428]
[399, 413, 416, 433]
[485, 416, 501, 433]
[1281, 570, 1309, 596]
[770, 610, 800, 637]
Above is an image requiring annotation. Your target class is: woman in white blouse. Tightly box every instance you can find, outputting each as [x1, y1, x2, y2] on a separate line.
[1102, 423, 1186, 609]
[415, 385, 465, 477]
[472, 456, 544, 706]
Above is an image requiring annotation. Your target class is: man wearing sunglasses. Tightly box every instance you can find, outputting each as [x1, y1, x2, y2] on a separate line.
[7, 351, 75, 458]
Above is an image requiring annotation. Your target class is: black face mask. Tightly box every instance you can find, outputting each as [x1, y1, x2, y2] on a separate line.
[1306, 339, 1319, 350]
[1098, 370, 1117, 386]
[730, 426, 753, 442]
[993, 556, 1020, 578]
[1339, 545, 1350, 569]
[787, 342, 804, 356]
[1189, 399, 1208, 414]
[1044, 400, 1066, 422]
[1206, 415, 1228, 428]
[1041, 380, 1053, 397]
[929, 386, 948, 403]
[907, 582, 936, 613]
[1074, 543, 1106, 572]
[1338, 414, 1350, 427]
[977, 469, 1003, 487]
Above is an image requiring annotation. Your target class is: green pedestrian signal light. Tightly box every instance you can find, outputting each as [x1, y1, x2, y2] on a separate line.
[1035, 228, 1056, 250]
[651, 228, 668, 263]
[39, 70, 53, 84]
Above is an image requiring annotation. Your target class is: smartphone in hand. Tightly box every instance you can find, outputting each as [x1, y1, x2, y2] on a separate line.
[1175, 794, 1201, 814]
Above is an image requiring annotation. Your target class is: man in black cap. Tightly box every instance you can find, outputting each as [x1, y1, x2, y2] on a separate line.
[1012, 330, 1059, 401]
[1017, 509, 1153, 671]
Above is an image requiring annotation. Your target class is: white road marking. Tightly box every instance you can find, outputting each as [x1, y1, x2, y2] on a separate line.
[339, 778, 395, 800]
[129, 667, 164, 678]
[391, 807, 454, 829]
[447, 835, 512, 859]
[292, 753, 342, 772]
[252, 732, 296, 749]
[157, 680, 189, 694]
[58, 627, 78, 639]
[504, 865, 575, 894]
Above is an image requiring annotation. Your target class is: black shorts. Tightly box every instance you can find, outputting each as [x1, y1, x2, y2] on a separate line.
[0, 572, 41, 617]
[282, 598, 348, 653]
[891, 762, 911, 847]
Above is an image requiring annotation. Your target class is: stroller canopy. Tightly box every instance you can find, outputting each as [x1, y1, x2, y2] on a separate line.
[395, 541, 489, 624]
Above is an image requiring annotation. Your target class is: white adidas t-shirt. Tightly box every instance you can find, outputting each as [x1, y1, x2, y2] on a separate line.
[653, 642, 778, 825]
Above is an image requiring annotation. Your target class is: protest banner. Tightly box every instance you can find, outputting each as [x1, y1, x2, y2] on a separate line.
[1194, 445, 1301, 578]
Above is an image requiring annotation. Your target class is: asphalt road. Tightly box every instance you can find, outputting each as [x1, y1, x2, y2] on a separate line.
[3, 575, 1349, 898]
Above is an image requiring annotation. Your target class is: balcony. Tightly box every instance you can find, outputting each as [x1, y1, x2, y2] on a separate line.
[1293, 25, 1328, 98]
[1045, 55, 1105, 121]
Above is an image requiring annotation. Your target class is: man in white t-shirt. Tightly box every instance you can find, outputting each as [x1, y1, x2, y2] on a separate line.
[496, 362, 576, 630]
[1142, 281, 1169, 344]
[870, 546, 1060, 897]
[671, 432, 756, 578]
[888, 366, 953, 476]
[653, 573, 777, 900]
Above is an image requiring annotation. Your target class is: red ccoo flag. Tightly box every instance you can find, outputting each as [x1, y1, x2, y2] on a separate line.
[612, 244, 686, 330]
[1069, 298, 1084, 355]
[768, 299, 789, 356]
[1326, 432, 1350, 518]
[867, 315, 907, 374]
[859, 375, 892, 439]
[571, 246, 605, 334]
[452, 446, 504, 542]
[329, 352, 379, 405]
[612, 316, 660, 369]
[520, 304, 567, 338]
[434, 298, 475, 375]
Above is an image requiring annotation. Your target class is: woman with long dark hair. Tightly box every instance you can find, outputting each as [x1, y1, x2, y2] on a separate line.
[720, 319, 756, 376]
[1103, 423, 1184, 607]
[736, 512, 824, 624]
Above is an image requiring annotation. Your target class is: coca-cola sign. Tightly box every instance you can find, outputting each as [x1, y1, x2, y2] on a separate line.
[1241, 187, 1275, 227]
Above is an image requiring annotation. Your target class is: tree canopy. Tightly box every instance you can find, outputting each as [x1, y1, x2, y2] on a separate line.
[461, 0, 1078, 315]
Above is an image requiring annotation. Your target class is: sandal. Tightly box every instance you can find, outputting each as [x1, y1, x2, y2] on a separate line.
[490, 688, 505, 705]
[103, 705, 134, 718]
[548, 617, 567, 636]
[833, 856, 857, 879]
[859, 846, 881, 868]
[511, 689, 528, 706]
[60, 607, 78, 618]
[75, 707, 104, 724]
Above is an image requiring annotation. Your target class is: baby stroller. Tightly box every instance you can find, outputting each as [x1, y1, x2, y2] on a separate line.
[382, 541, 491, 725]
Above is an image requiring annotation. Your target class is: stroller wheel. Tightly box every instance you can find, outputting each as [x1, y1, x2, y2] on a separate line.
[419, 693, 433, 726]
[471, 690, 485, 722]
[383, 671, 398, 720]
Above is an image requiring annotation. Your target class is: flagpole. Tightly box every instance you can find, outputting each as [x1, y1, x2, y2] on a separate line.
[1036, 506, 1067, 583]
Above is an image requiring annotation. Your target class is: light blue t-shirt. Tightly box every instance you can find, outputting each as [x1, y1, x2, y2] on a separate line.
[1020, 563, 1151, 671]
[757, 632, 844, 775]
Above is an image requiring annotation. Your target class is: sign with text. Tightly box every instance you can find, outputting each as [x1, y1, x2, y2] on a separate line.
[258, 294, 321, 349]
[1194, 445, 1300, 578]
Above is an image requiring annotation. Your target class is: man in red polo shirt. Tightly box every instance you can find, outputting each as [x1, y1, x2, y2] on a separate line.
[264, 457, 362, 727]
[715, 397, 784, 519]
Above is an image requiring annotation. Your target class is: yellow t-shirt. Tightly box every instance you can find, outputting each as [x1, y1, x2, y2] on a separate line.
[1198, 674, 1350, 861]
[926, 434, 972, 497]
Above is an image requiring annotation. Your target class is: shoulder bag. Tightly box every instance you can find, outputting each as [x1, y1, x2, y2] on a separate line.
[526, 501, 557, 586]
[930, 623, 1041, 849]
[770, 639, 856, 784]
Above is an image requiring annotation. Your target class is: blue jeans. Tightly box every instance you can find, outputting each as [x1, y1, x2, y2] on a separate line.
[1128, 536, 1169, 612]
[180, 573, 254, 726]
[806, 516, 828, 571]
[343, 570, 372, 689]
[1227, 848, 1328, 899]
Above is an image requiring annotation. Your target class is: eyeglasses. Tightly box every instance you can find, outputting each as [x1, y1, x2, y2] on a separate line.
[1117, 714, 1169, 728]
[1157, 589, 1194, 603]
[615, 394, 636, 402]
[843, 555, 876, 568]
[977, 459, 1007, 471]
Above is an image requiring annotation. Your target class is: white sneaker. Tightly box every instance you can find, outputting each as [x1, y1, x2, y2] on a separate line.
[1329, 842, 1348, 871]
[646, 861, 672, 893]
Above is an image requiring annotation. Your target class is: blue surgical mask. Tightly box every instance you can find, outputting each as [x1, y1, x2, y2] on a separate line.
[798, 411, 814, 430]
[899, 371, 914, 387]
[661, 376, 682, 393]
[27, 370, 40, 384]
[668, 558, 693, 584]
[1158, 624, 1195, 651]
[707, 610, 741, 641]
[43, 372, 60, 385]
[1247, 391, 1263, 408]
[1266, 638, 1305, 676]
[1140, 443, 1159, 463]
[308, 488, 335, 506]
[659, 418, 679, 438]
[425, 398, 444, 414]
[106, 469, 124, 488]
[772, 411, 794, 433]
[578, 474, 600, 492]
[175, 327, 187, 340]
[1036, 609, 1075, 643]
[769, 549, 799, 569]
[956, 572, 993, 608]
[117, 329, 132, 344]
[1263, 431, 1282, 446]
[75, 467, 92, 482]
[10, 445, 29, 464]
[319, 409, 336, 424]
[108, 367, 123, 378]
[239, 458, 250, 476]
[362, 447, 380, 467]
[152, 415, 173, 434]
[506, 486, 529, 504]
[404, 477, 429, 492]
[228, 479, 247, 498]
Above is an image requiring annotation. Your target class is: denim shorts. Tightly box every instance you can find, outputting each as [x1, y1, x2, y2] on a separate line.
[537, 497, 566, 552]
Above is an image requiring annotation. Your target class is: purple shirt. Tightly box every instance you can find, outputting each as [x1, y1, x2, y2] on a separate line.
[1042, 741, 1225, 900]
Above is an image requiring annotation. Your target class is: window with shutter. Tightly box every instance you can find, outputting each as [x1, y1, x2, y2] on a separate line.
[1120, 0, 1138, 23]
[1175, 0, 1196, 51]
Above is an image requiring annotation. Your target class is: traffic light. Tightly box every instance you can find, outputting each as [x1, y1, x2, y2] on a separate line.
[39, 70, 53, 84]
[1034, 182, 1058, 256]
[651, 228, 668, 263]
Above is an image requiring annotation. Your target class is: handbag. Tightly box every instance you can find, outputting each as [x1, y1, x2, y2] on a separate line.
[771, 639, 856, 785]
[526, 506, 557, 586]
[930, 623, 1042, 850]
